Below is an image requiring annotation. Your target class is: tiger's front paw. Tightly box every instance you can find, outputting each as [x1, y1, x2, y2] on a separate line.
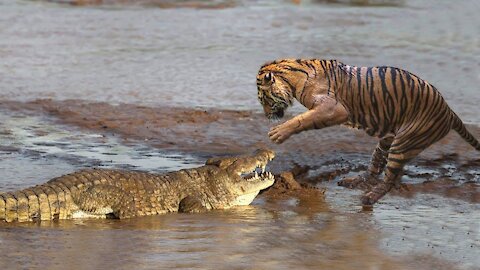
[268, 124, 294, 144]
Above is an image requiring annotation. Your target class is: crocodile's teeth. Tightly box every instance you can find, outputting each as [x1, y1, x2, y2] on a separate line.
[255, 172, 258, 178]
[261, 165, 266, 173]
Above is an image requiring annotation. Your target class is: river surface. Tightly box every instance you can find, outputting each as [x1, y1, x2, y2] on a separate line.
[0, 0, 479, 269]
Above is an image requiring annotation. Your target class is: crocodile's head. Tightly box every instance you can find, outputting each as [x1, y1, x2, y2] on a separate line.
[205, 148, 275, 208]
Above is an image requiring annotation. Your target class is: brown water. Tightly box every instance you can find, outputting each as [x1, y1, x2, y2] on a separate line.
[0, 0, 479, 269]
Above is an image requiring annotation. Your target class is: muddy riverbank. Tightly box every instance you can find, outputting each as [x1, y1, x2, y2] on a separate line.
[2, 99, 478, 204]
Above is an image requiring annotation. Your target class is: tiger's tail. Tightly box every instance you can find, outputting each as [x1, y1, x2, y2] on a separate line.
[451, 113, 480, 151]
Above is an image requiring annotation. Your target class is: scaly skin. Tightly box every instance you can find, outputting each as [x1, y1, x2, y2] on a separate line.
[0, 149, 275, 223]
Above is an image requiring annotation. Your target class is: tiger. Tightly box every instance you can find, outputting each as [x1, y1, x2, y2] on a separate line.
[256, 59, 480, 206]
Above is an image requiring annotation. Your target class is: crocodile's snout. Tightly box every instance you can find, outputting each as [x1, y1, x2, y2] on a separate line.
[253, 148, 275, 161]
[227, 149, 276, 206]
[235, 148, 275, 175]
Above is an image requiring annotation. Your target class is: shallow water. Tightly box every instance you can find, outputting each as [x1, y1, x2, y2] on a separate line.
[1, 0, 480, 123]
[0, 0, 479, 269]
[0, 111, 478, 269]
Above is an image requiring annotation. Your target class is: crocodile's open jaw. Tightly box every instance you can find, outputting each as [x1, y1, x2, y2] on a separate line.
[205, 148, 276, 207]
[241, 166, 274, 183]
[233, 170, 274, 206]
[237, 149, 275, 186]
[232, 149, 275, 206]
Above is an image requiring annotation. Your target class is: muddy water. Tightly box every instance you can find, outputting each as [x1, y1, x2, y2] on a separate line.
[0, 0, 480, 269]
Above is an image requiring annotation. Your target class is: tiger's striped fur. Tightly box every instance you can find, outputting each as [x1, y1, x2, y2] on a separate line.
[256, 59, 480, 205]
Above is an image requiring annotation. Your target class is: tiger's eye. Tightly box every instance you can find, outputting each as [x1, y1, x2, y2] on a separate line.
[265, 73, 271, 81]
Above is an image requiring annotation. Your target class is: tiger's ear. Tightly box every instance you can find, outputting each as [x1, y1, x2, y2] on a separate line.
[263, 72, 275, 85]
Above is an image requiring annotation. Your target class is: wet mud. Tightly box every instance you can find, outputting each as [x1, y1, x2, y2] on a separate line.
[262, 164, 326, 198]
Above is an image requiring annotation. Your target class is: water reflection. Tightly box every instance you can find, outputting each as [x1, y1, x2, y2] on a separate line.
[0, 194, 404, 270]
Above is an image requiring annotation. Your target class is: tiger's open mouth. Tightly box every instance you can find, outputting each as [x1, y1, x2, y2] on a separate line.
[273, 109, 284, 118]
[267, 108, 285, 120]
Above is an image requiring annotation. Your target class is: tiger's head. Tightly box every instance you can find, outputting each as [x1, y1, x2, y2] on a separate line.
[256, 69, 295, 120]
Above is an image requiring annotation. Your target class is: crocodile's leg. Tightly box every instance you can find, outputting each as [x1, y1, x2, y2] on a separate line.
[72, 185, 136, 219]
[338, 136, 394, 189]
[178, 196, 208, 213]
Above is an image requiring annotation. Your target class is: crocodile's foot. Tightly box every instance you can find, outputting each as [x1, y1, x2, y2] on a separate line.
[338, 173, 380, 190]
[179, 196, 208, 214]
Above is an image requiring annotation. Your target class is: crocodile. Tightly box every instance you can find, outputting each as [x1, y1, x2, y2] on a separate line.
[0, 149, 275, 223]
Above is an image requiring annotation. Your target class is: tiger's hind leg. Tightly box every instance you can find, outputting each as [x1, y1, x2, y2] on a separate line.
[360, 152, 412, 206]
[361, 121, 452, 205]
[338, 136, 394, 189]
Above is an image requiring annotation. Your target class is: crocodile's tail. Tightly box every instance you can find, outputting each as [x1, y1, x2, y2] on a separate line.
[451, 113, 480, 151]
[0, 192, 27, 222]
[0, 186, 69, 223]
